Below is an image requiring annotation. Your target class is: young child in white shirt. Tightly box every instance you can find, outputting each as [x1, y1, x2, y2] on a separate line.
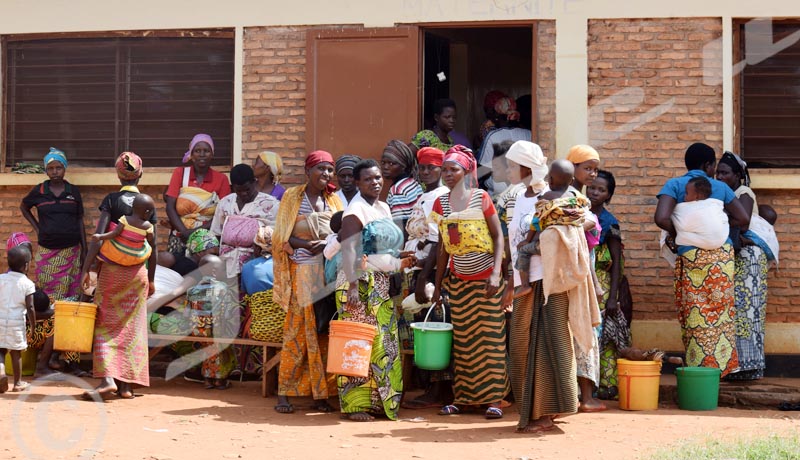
[0, 246, 36, 392]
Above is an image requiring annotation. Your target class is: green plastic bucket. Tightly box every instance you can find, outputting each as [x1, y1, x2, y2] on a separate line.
[675, 366, 721, 411]
[410, 304, 453, 370]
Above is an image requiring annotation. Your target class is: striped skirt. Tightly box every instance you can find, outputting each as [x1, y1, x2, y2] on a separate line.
[512, 281, 578, 427]
[445, 274, 509, 406]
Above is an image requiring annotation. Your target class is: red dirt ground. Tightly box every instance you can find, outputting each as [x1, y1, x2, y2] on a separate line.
[2, 376, 798, 460]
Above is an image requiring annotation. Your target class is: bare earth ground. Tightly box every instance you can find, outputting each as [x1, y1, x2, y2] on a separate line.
[2, 376, 799, 460]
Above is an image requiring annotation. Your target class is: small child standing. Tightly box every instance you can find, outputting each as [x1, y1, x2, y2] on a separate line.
[0, 246, 37, 392]
[514, 159, 581, 298]
[92, 193, 156, 267]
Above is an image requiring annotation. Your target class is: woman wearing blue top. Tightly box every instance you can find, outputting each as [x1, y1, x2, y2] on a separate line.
[654, 143, 749, 377]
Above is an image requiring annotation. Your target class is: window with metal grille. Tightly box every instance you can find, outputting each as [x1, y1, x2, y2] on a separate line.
[4, 33, 234, 168]
[735, 20, 800, 167]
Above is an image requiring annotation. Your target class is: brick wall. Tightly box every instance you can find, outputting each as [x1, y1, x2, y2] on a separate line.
[0, 183, 169, 273]
[587, 17, 799, 322]
[536, 21, 556, 157]
[242, 26, 310, 187]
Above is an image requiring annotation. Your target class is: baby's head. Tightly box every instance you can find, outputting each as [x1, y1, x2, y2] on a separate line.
[33, 289, 51, 313]
[132, 193, 155, 220]
[758, 204, 777, 226]
[330, 211, 344, 234]
[685, 176, 711, 202]
[7, 246, 31, 273]
[548, 159, 575, 190]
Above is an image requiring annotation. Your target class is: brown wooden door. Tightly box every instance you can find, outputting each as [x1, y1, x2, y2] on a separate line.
[306, 26, 420, 161]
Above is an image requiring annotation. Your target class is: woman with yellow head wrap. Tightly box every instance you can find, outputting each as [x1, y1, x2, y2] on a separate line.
[254, 151, 286, 200]
[566, 144, 601, 191]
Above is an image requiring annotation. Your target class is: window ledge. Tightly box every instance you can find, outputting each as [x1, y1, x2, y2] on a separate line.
[750, 169, 800, 190]
[0, 168, 219, 187]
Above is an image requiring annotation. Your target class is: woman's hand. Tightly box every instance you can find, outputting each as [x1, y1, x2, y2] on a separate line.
[400, 256, 417, 270]
[346, 282, 359, 309]
[486, 270, 502, 298]
[80, 272, 92, 294]
[282, 241, 294, 255]
[415, 279, 430, 305]
[308, 240, 326, 255]
[501, 280, 514, 313]
[148, 282, 156, 297]
[605, 296, 619, 315]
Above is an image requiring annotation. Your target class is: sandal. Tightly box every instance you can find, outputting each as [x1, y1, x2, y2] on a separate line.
[12, 381, 30, 392]
[274, 403, 294, 414]
[204, 379, 216, 390]
[485, 406, 504, 419]
[438, 404, 460, 416]
[214, 380, 232, 390]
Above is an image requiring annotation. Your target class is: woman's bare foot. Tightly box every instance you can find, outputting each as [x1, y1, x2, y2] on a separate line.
[513, 284, 532, 299]
[343, 412, 374, 422]
[310, 400, 335, 413]
[274, 395, 294, 414]
[516, 416, 555, 434]
[578, 398, 608, 413]
[81, 377, 117, 401]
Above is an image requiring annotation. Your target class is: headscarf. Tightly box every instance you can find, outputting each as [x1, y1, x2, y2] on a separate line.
[566, 144, 600, 165]
[182, 134, 215, 164]
[6, 232, 31, 251]
[305, 150, 337, 193]
[443, 145, 478, 187]
[505, 141, 548, 191]
[483, 90, 507, 111]
[115, 152, 143, 181]
[257, 151, 284, 184]
[335, 154, 361, 175]
[494, 97, 520, 121]
[254, 226, 274, 253]
[417, 147, 444, 166]
[720, 151, 750, 187]
[44, 147, 67, 169]
[186, 228, 220, 255]
[382, 140, 418, 180]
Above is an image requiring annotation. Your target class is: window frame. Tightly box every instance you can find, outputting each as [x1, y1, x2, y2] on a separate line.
[1, 28, 235, 172]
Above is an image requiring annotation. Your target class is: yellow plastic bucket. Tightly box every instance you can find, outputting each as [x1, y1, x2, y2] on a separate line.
[4, 348, 37, 376]
[54, 301, 97, 353]
[617, 358, 662, 410]
[326, 320, 376, 378]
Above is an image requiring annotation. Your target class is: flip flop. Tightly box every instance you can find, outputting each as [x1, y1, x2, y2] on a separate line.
[274, 403, 294, 414]
[438, 404, 460, 416]
[12, 381, 30, 392]
[485, 406, 504, 419]
[214, 380, 232, 390]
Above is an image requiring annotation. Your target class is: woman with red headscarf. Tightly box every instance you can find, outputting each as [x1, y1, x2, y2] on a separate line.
[272, 150, 343, 414]
[430, 145, 509, 419]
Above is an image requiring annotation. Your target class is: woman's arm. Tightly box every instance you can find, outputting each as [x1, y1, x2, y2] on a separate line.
[339, 214, 364, 305]
[654, 195, 677, 236]
[20, 202, 39, 235]
[737, 193, 755, 224]
[605, 235, 623, 313]
[25, 294, 36, 330]
[414, 242, 439, 304]
[724, 198, 751, 230]
[430, 239, 449, 305]
[146, 230, 158, 296]
[81, 211, 111, 279]
[165, 196, 191, 240]
[486, 211, 504, 298]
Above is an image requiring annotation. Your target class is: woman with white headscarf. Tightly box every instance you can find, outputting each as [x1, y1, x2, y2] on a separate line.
[505, 141, 579, 433]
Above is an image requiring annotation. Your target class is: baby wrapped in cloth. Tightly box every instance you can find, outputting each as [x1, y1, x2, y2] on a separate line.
[659, 199, 729, 267]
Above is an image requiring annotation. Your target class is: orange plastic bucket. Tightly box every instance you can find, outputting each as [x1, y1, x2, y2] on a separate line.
[618, 359, 662, 410]
[54, 301, 97, 353]
[326, 320, 376, 378]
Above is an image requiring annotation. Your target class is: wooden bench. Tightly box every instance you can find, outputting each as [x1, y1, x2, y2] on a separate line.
[148, 334, 282, 398]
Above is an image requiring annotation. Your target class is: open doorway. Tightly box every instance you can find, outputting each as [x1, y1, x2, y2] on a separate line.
[421, 26, 534, 154]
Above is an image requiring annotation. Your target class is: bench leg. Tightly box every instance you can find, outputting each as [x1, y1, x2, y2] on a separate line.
[263, 348, 281, 398]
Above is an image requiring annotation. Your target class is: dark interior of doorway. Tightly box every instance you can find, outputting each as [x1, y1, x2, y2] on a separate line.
[422, 26, 533, 150]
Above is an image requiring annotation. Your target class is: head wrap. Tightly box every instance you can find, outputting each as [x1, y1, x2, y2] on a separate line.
[719, 151, 750, 187]
[254, 226, 274, 253]
[335, 154, 361, 175]
[257, 151, 284, 184]
[305, 150, 337, 193]
[417, 147, 444, 166]
[443, 145, 478, 187]
[182, 134, 215, 164]
[566, 144, 600, 165]
[483, 90, 507, 111]
[44, 147, 67, 169]
[187, 228, 220, 255]
[6, 232, 31, 251]
[115, 152, 143, 181]
[494, 97, 520, 121]
[505, 141, 548, 191]
[382, 140, 418, 180]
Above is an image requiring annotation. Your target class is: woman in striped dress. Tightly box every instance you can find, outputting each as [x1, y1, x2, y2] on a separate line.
[430, 145, 508, 420]
[382, 140, 423, 235]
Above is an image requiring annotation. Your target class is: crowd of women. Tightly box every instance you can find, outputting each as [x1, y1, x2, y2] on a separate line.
[8, 95, 778, 432]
